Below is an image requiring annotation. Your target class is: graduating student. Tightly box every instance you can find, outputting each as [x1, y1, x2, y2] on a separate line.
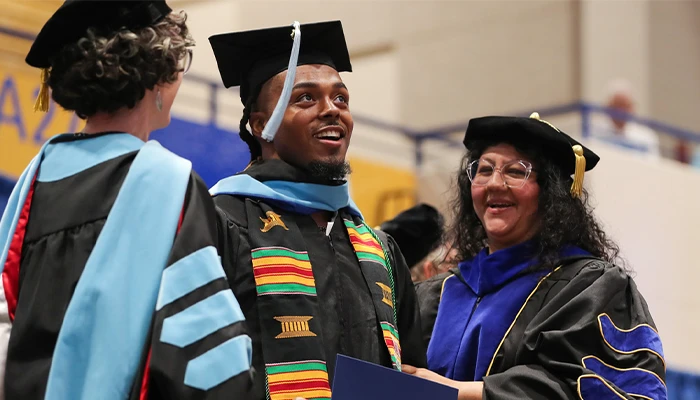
[208, 21, 426, 400]
[407, 113, 666, 400]
[0, 1, 254, 399]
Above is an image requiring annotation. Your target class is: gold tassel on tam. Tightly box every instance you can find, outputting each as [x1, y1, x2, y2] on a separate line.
[33, 68, 50, 112]
[570, 145, 586, 197]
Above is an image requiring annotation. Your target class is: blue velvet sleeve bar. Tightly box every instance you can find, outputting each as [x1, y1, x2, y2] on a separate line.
[144, 172, 256, 400]
[482, 260, 666, 400]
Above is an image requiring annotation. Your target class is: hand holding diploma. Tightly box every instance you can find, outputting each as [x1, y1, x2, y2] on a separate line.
[331, 355, 458, 400]
[402, 365, 484, 400]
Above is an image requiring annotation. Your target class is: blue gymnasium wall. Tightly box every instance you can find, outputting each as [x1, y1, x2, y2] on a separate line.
[0, 116, 250, 213]
[0, 175, 13, 212]
[150, 117, 250, 187]
[667, 369, 700, 400]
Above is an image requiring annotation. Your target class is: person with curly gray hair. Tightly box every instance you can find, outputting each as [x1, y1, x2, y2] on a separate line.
[0, 1, 255, 399]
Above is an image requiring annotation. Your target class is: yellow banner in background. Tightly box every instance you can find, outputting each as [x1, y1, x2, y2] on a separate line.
[349, 157, 416, 227]
[0, 67, 80, 179]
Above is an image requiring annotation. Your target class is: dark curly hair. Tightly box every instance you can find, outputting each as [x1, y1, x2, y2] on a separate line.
[48, 11, 193, 119]
[449, 138, 622, 271]
[240, 95, 263, 161]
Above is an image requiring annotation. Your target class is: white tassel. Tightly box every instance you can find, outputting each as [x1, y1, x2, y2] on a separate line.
[261, 21, 301, 142]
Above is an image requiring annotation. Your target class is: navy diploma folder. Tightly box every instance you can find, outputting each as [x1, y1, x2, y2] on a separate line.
[331, 354, 459, 400]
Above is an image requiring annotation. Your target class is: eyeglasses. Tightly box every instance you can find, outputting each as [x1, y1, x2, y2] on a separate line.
[467, 159, 534, 189]
[179, 48, 193, 75]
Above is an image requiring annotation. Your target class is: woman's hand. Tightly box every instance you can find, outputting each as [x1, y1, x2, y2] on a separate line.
[402, 364, 460, 389]
[402, 365, 484, 400]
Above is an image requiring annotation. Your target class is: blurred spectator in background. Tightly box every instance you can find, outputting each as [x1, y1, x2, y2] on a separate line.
[593, 79, 661, 158]
[411, 243, 458, 283]
[379, 204, 444, 279]
[692, 143, 700, 168]
[675, 140, 692, 164]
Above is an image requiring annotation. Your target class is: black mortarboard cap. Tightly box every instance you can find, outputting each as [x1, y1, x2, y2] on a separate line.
[209, 20, 352, 104]
[463, 112, 600, 197]
[379, 204, 444, 267]
[26, 0, 173, 69]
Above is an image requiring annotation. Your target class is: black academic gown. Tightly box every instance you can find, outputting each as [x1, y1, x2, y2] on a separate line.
[417, 257, 666, 400]
[5, 134, 254, 400]
[214, 163, 426, 400]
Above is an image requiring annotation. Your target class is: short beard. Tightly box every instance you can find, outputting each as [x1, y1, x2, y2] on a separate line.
[305, 160, 352, 182]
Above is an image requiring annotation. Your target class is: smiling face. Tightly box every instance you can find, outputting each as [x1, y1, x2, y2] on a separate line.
[250, 64, 353, 170]
[471, 143, 541, 253]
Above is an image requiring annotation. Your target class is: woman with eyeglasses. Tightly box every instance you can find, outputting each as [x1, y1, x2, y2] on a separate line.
[0, 1, 254, 399]
[405, 114, 666, 400]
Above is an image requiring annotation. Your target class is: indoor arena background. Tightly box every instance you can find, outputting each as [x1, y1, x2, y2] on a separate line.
[1, 1, 698, 397]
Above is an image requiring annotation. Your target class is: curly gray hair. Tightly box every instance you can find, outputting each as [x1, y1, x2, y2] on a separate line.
[48, 11, 194, 118]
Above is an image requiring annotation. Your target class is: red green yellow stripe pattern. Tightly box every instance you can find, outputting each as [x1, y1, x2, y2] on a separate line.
[344, 220, 388, 270]
[381, 321, 402, 369]
[266, 360, 332, 400]
[252, 247, 316, 296]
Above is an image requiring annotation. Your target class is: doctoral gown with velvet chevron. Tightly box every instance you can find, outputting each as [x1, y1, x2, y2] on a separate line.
[3, 133, 254, 400]
[417, 241, 667, 400]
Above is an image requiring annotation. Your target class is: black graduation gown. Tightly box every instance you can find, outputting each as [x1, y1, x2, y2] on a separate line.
[214, 183, 427, 400]
[5, 135, 254, 400]
[417, 257, 666, 400]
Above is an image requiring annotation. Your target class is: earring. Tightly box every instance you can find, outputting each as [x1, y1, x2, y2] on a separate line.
[155, 89, 163, 112]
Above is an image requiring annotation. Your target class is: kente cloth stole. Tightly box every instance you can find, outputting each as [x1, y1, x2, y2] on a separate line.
[245, 200, 401, 400]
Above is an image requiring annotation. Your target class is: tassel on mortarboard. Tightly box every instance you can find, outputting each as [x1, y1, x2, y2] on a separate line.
[259, 21, 301, 142]
[570, 145, 585, 198]
[529, 112, 586, 198]
[33, 68, 50, 112]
